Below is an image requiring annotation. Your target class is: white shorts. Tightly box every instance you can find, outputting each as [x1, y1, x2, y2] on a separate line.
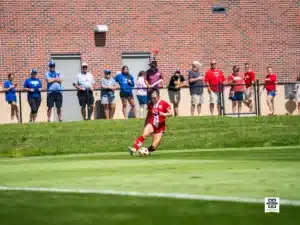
[191, 94, 204, 105]
[244, 87, 253, 100]
[209, 91, 221, 104]
[296, 93, 300, 103]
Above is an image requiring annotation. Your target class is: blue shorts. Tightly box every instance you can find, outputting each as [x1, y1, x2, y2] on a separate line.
[6, 96, 17, 104]
[101, 95, 115, 104]
[231, 92, 244, 101]
[267, 91, 276, 97]
[120, 92, 133, 98]
[137, 95, 148, 105]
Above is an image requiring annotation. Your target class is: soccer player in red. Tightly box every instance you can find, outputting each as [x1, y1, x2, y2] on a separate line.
[264, 66, 277, 115]
[243, 63, 256, 112]
[128, 89, 172, 156]
[204, 59, 225, 115]
[227, 65, 245, 115]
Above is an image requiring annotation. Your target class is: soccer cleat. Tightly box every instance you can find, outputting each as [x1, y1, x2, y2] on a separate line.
[128, 147, 136, 156]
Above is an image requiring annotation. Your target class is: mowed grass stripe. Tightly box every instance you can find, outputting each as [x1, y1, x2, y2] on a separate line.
[1, 186, 300, 206]
[1, 116, 300, 156]
[1, 145, 299, 161]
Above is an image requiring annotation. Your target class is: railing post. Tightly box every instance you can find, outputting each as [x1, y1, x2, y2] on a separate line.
[218, 83, 223, 116]
[256, 79, 261, 116]
[221, 83, 225, 115]
[18, 91, 23, 123]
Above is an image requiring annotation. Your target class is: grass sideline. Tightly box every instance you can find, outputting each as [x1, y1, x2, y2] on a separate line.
[1, 191, 299, 225]
[1, 116, 300, 157]
[0, 147, 300, 225]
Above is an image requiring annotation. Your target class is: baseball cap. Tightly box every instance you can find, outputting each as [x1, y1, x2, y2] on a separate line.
[104, 69, 111, 74]
[149, 60, 158, 66]
[174, 68, 181, 73]
[31, 69, 38, 74]
[82, 62, 88, 67]
[48, 61, 56, 67]
[192, 61, 203, 68]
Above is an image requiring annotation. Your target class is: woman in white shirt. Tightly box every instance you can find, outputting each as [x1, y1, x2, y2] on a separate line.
[135, 71, 148, 118]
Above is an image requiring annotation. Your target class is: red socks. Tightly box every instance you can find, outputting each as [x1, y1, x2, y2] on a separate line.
[134, 136, 145, 151]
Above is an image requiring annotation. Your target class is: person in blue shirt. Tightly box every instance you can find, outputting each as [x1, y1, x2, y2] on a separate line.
[24, 69, 42, 122]
[3, 73, 19, 122]
[115, 66, 136, 119]
[101, 69, 118, 119]
[45, 61, 63, 122]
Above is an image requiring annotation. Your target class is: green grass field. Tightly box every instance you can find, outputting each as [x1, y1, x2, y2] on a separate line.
[1, 116, 300, 224]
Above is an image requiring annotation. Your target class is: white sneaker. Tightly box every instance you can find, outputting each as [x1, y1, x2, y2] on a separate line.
[128, 147, 136, 156]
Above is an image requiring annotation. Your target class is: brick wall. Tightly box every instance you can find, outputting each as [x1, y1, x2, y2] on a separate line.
[1, 0, 299, 86]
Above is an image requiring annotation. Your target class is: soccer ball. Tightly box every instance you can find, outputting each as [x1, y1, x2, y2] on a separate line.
[138, 147, 150, 156]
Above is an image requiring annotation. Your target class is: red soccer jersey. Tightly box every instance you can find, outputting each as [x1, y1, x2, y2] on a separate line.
[244, 71, 256, 88]
[227, 73, 245, 92]
[204, 69, 225, 92]
[147, 100, 171, 128]
[264, 74, 277, 92]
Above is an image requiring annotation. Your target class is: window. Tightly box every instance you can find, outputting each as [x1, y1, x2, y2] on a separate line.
[212, 5, 227, 14]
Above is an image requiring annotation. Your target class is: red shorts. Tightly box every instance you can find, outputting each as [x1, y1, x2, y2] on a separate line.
[148, 123, 166, 134]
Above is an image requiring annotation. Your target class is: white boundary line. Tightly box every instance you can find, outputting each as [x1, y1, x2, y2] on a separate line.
[0, 186, 300, 206]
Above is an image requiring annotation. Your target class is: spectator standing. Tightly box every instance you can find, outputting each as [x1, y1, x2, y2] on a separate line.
[168, 69, 186, 116]
[264, 66, 277, 115]
[73, 62, 95, 120]
[204, 59, 225, 115]
[24, 69, 42, 122]
[115, 66, 136, 119]
[145, 60, 164, 96]
[100, 70, 117, 119]
[135, 71, 148, 118]
[3, 73, 19, 122]
[45, 61, 63, 122]
[227, 65, 245, 115]
[188, 61, 204, 116]
[243, 63, 256, 112]
[294, 73, 300, 114]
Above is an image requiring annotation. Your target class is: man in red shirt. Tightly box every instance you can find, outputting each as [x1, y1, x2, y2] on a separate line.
[128, 89, 172, 156]
[204, 59, 225, 115]
[243, 63, 256, 112]
[227, 65, 245, 115]
[264, 66, 277, 115]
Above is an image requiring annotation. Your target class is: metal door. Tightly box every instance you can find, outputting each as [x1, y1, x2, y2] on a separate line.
[51, 55, 82, 122]
[121, 52, 150, 118]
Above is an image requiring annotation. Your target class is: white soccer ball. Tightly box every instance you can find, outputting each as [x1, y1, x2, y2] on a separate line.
[138, 147, 150, 156]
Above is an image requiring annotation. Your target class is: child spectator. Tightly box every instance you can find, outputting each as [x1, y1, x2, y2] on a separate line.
[3, 73, 19, 122]
[135, 71, 148, 118]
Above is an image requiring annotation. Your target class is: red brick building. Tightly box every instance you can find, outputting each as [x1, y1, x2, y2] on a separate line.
[1, 0, 299, 86]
